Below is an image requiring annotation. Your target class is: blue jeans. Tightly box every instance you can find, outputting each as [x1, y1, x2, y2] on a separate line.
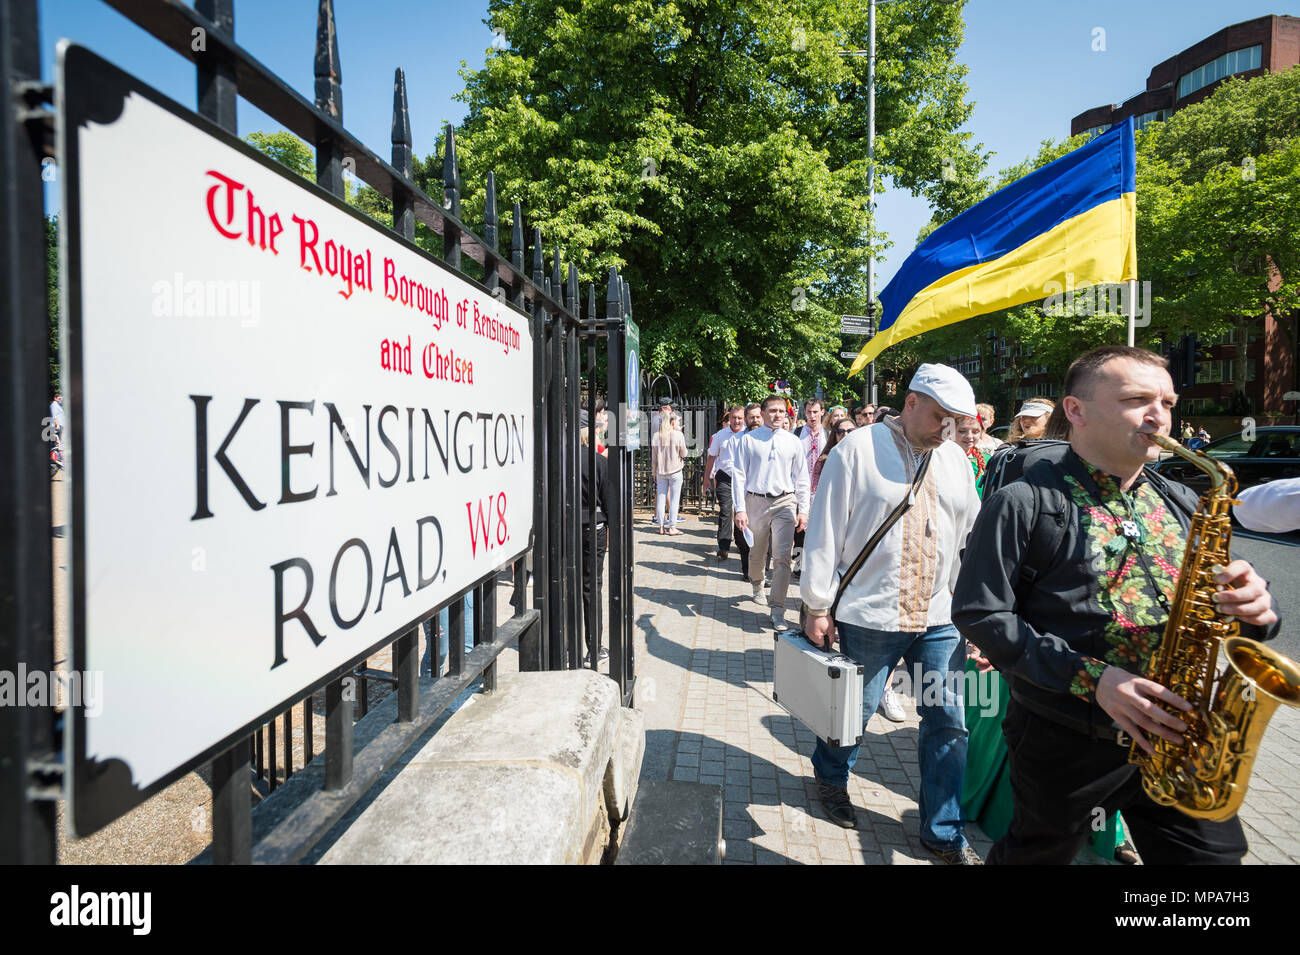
[811, 621, 969, 851]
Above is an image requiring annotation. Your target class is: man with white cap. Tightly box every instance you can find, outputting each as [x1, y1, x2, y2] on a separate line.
[799, 363, 983, 863]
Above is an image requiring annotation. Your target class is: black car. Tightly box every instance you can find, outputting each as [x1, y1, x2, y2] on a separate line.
[1153, 426, 1300, 493]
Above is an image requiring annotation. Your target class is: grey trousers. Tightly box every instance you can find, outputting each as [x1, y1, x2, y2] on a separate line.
[746, 491, 796, 608]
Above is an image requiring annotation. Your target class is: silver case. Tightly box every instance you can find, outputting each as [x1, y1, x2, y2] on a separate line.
[772, 629, 864, 748]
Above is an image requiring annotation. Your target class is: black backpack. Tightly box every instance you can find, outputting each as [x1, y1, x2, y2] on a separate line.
[982, 439, 1196, 601]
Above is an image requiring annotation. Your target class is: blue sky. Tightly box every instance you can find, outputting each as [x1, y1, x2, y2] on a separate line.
[39, 0, 1297, 287]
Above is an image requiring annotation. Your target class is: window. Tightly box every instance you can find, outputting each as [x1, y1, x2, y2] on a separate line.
[1196, 359, 1223, 384]
[1258, 432, 1298, 458]
[1205, 433, 1256, 459]
[1017, 382, 1057, 399]
[1196, 358, 1257, 384]
[1080, 124, 1111, 140]
[1178, 45, 1262, 98]
[1134, 109, 1169, 131]
[1212, 327, 1260, 345]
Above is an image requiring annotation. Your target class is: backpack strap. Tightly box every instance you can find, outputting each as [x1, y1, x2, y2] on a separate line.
[1015, 482, 1070, 604]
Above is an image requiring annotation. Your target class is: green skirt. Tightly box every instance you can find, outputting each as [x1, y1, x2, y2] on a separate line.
[961, 659, 1126, 858]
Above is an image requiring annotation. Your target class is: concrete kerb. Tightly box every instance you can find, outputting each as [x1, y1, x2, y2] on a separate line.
[319, 669, 642, 864]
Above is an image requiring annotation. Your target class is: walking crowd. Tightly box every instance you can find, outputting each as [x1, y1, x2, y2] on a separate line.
[692, 346, 1282, 865]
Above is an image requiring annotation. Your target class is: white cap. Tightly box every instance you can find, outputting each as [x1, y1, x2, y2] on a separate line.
[907, 363, 977, 418]
[1015, 400, 1054, 419]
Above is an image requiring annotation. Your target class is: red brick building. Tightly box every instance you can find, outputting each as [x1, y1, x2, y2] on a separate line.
[1069, 15, 1300, 416]
[1071, 15, 1300, 137]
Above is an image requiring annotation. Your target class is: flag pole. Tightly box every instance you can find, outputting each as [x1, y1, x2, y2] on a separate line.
[1126, 278, 1136, 346]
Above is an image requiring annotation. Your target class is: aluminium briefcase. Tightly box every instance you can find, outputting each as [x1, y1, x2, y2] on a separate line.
[772, 629, 864, 748]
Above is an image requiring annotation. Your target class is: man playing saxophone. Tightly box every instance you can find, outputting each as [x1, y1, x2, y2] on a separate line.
[954, 346, 1280, 864]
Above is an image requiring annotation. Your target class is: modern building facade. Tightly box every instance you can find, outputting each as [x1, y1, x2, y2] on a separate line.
[1070, 15, 1300, 138]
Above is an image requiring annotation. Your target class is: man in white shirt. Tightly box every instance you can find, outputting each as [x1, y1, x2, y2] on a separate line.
[48, 392, 65, 441]
[800, 363, 983, 863]
[1235, 477, 1300, 533]
[706, 404, 745, 561]
[732, 395, 810, 629]
[796, 399, 831, 495]
[792, 399, 831, 577]
[794, 399, 828, 441]
[716, 403, 762, 579]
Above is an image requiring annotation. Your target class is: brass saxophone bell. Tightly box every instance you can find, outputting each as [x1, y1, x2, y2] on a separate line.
[1130, 432, 1300, 822]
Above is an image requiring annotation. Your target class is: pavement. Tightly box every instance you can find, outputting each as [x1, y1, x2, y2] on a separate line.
[632, 511, 1300, 866]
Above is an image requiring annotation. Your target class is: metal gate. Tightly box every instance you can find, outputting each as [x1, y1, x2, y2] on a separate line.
[0, 0, 637, 864]
[634, 398, 723, 515]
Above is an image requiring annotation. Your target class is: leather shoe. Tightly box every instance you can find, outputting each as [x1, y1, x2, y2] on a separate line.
[817, 781, 856, 829]
[926, 843, 983, 865]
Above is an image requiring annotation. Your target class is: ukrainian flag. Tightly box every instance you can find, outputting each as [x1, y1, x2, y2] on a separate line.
[850, 118, 1136, 374]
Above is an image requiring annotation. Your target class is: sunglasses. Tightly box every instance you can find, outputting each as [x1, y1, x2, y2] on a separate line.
[835, 427, 854, 437]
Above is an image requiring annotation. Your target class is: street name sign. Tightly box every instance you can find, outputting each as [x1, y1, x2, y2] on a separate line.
[59, 45, 535, 833]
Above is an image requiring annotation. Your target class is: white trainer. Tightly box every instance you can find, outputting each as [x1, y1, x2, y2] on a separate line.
[770, 607, 785, 630]
[879, 686, 906, 723]
[752, 587, 768, 607]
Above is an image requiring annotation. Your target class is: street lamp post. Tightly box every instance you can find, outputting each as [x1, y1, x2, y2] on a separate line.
[837, 1, 881, 405]
[838, 0, 960, 405]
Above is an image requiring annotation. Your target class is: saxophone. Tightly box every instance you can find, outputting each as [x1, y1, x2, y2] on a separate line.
[1129, 432, 1300, 822]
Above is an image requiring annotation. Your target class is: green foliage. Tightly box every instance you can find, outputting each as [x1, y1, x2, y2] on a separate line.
[1137, 68, 1300, 356]
[244, 131, 316, 181]
[449, 0, 985, 398]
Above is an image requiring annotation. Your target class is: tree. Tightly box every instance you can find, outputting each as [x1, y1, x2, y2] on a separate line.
[449, 0, 986, 397]
[1137, 68, 1300, 409]
[243, 131, 316, 180]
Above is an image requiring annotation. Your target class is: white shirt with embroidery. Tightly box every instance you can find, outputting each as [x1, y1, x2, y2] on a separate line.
[800, 418, 981, 631]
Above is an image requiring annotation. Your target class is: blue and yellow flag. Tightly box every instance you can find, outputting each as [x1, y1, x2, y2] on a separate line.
[850, 118, 1136, 374]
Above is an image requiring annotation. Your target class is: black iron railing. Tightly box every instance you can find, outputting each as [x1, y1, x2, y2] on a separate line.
[1, 0, 638, 865]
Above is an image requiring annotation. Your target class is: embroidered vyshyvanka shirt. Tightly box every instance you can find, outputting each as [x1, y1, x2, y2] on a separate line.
[1065, 463, 1186, 701]
[801, 417, 981, 631]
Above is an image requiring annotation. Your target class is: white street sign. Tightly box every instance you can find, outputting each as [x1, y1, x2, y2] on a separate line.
[60, 46, 534, 826]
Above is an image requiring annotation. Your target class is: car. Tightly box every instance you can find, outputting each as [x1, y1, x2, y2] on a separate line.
[1152, 426, 1300, 494]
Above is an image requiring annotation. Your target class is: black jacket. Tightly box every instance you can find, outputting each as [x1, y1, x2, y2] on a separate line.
[953, 445, 1280, 737]
[581, 448, 607, 526]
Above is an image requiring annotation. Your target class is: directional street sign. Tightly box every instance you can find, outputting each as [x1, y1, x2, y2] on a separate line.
[840, 351, 860, 359]
[840, 313, 875, 336]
